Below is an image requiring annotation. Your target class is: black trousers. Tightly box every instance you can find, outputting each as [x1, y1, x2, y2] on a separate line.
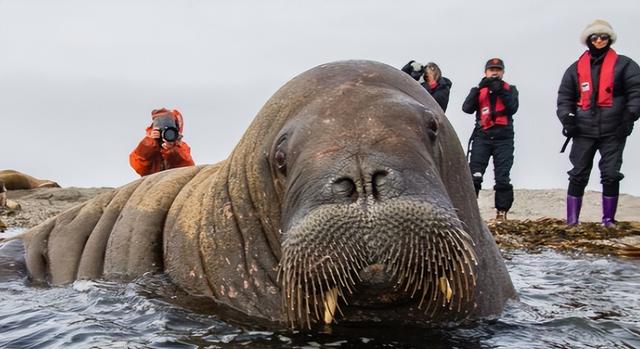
[469, 138, 514, 211]
[567, 135, 626, 197]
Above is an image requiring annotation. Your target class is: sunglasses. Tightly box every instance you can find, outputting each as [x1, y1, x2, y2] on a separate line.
[590, 33, 610, 42]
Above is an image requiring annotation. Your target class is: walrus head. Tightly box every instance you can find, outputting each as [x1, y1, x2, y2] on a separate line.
[264, 61, 487, 328]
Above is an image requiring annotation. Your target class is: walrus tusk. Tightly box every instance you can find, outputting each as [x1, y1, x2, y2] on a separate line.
[439, 276, 453, 302]
[323, 288, 339, 324]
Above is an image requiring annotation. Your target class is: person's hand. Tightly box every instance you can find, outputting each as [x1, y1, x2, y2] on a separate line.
[148, 129, 161, 139]
[616, 122, 634, 139]
[489, 78, 503, 93]
[478, 77, 491, 88]
[161, 141, 176, 150]
[561, 113, 578, 137]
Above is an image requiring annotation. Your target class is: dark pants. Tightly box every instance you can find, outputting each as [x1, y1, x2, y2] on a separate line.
[469, 138, 514, 211]
[567, 136, 626, 197]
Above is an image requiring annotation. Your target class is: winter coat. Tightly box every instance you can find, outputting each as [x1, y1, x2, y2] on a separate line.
[462, 81, 519, 140]
[421, 77, 452, 112]
[129, 136, 195, 176]
[557, 52, 640, 138]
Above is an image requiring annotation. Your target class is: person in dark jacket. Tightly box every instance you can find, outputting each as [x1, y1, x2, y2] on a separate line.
[420, 62, 452, 111]
[463, 58, 520, 221]
[557, 19, 640, 227]
[401, 60, 425, 81]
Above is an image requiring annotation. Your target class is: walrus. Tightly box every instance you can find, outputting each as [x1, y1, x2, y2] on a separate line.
[0, 170, 60, 190]
[8, 60, 516, 329]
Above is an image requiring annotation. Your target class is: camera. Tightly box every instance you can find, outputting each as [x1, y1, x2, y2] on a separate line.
[152, 115, 180, 143]
[160, 127, 179, 142]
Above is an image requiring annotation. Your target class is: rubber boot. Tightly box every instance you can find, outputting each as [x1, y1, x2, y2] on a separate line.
[566, 195, 582, 226]
[602, 195, 618, 227]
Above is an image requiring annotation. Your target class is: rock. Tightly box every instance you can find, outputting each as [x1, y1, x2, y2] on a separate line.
[5, 200, 20, 211]
[2, 187, 113, 229]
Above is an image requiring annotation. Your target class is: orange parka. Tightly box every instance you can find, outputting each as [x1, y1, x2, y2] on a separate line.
[129, 109, 195, 176]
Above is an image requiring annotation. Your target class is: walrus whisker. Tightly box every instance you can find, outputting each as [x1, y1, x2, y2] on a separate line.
[303, 259, 312, 326]
[408, 244, 419, 288]
[404, 235, 417, 292]
[309, 260, 321, 322]
[335, 257, 354, 293]
[321, 266, 335, 303]
[334, 288, 346, 317]
[325, 258, 339, 287]
[296, 263, 304, 322]
[411, 241, 426, 298]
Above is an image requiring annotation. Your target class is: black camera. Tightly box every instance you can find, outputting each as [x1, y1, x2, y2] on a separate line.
[152, 115, 180, 143]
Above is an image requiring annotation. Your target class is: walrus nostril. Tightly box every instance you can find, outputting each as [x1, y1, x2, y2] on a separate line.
[371, 170, 389, 200]
[332, 177, 358, 202]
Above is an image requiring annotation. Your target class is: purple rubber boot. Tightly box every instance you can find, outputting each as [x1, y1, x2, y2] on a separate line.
[567, 195, 582, 226]
[602, 195, 618, 227]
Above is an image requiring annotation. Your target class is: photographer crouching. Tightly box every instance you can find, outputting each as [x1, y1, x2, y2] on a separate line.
[129, 108, 195, 176]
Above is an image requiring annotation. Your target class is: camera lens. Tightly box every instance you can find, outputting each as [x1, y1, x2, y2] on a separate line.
[161, 127, 179, 142]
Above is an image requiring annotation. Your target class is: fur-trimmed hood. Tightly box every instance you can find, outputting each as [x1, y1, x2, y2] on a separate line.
[580, 19, 617, 45]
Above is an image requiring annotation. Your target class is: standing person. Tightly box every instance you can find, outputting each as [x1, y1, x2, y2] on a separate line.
[401, 60, 425, 82]
[557, 19, 640, 227]
[421, 62, 453, 111]
[462, 58, 520, 221]
[129, 108, 195, 176]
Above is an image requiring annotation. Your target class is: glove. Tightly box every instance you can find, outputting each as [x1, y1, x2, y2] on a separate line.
[561, 113, 578, 137]
[478, 77, 491, 88]
[489, 78, 503, 93]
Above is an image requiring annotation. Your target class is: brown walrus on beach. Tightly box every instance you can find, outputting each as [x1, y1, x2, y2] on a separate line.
[10, 61, 516, 329]
[0, 170, 60, 190]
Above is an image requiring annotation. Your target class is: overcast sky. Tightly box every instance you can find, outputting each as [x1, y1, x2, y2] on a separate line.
[1, 0, 639, 196]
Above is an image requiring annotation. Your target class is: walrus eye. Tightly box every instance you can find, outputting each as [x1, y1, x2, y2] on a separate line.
[273, 135, 288, 176]
[426, 117, 439, 141]
[275, 150, 287, 175]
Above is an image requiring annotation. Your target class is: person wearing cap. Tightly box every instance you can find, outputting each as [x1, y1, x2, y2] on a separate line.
[129, 108, 195, 176]
[420, 62, 453, 112]
[401, 60, 425, 82]
[557, 19, 640, 227]
[462, 58, 520, 221]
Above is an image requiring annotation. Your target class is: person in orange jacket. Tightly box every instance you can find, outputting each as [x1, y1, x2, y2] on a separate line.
[129, 108, 195, 176]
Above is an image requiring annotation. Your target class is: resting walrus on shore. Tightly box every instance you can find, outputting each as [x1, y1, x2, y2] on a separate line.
[7, 60, 516, 329]
[0, 170, 60, 190]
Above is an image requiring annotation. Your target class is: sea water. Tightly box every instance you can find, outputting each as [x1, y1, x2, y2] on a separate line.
[0, 228, 638, 348]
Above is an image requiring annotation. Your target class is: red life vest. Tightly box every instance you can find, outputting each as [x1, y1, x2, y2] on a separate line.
[478, 82, 510, 130]
[577, 49, 618, 110]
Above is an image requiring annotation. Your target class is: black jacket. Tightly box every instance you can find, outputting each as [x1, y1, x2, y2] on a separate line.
[462, 81, 519, 140]
[421, 77, 452, 112]
[557, 52, 640, 138]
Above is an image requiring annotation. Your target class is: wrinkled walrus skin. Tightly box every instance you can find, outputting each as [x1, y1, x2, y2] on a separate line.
[15, 60, 516, 329]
